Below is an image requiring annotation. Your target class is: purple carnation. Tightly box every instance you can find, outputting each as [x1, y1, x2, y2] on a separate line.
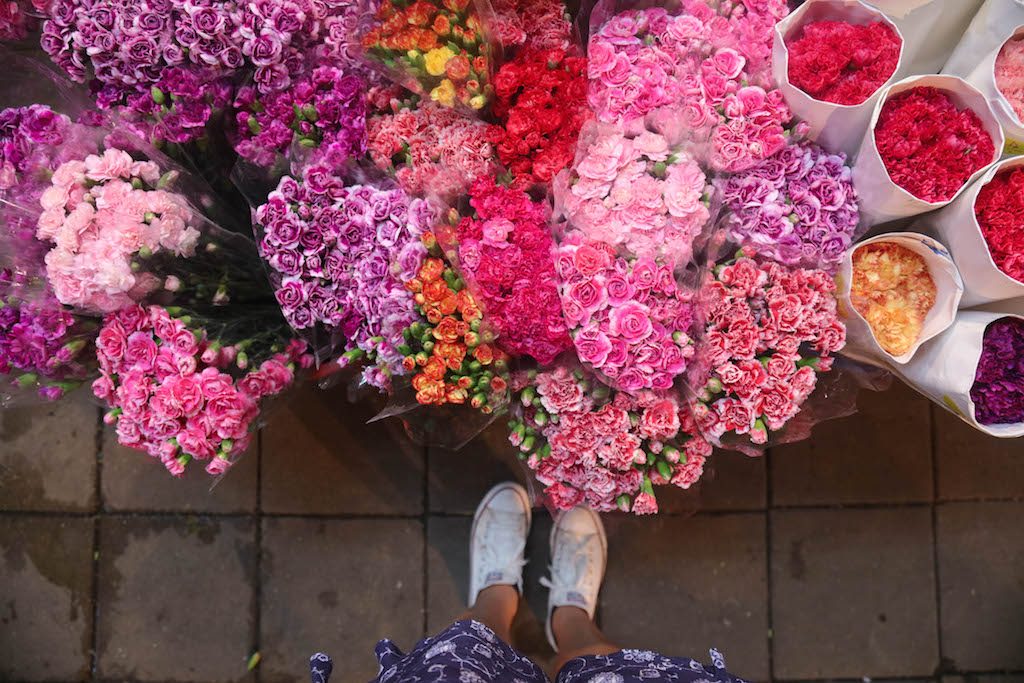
[971, 317, 1024, 426]
[0, 269, 97, 401]
[719, 141, 860, 269]
[255, 166, 434, 391]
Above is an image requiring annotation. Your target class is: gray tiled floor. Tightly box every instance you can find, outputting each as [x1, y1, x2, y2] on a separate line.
[0, 386, 1023, 682]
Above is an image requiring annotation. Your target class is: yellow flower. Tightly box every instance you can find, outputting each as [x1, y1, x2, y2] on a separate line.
[430, 79, 457, 107]
[469, 94, 487, 110]
[424, 46, 455, 77]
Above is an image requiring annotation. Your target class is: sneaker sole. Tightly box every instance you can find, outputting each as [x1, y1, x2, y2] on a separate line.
[468, 481, 532, 606]
[545, 507, 607, 652]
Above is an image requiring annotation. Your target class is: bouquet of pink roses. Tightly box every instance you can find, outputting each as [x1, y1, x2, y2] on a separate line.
[690, 250, 846, 449]
[508, 364, 713, 515]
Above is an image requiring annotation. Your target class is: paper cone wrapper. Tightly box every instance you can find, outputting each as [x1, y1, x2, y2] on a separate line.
[837, 232, 964, 365]
[929, 155, 1024, 307]
[943, 0, 1024, 77]
[864, 0, 985, 74]
[962, 25, 1024, 152]
[772, 0, 904, 159]
[852, 75, 1004, 226]
[894, 310, 1024, 437]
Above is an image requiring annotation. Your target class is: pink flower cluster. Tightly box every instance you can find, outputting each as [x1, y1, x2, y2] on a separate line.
[554, 233, 695, 392]
[586, 1, 796, 172]
[693, 254, 846, 446]
[453, 177, 572, 365]
[510, 365, 713, 515]
[367, 103, 497, 198]
[995, 35, 1024, 123]
[92, 305, 307, 477]
[36, 149, 200, 313]
[559, 126, 710, 266]
[490, 0, 574, 51]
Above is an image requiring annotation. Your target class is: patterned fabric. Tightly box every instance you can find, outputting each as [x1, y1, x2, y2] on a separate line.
[373, 619, 546, 683]
[308, 620, 751, 683]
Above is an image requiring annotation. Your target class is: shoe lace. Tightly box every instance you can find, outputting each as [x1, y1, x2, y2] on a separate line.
[478, 512, 527, 578]
[539, 532, 592, 598]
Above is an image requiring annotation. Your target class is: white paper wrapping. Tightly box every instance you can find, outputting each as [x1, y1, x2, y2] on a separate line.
[852, 75, 1004, 226]
[837, 232, 963, 365]
[961, 25, 1024, 151]
[863, 0, 984, 74]
[929, 155, 1024, 307]
[772, 0, 904, 159]
[943, 0, 1024, 78]
[894, 310, 1024, 437]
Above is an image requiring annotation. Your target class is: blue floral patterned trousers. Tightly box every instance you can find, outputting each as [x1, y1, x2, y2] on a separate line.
[309, 619, 750, 683]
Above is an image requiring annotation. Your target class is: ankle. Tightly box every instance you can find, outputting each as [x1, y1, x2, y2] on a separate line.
[467, 585, 518, 643]
[551, 605, 604, 651]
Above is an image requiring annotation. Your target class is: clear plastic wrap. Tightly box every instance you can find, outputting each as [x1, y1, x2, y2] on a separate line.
[581, 0, 795, 174]
[358, 0, 500, 112]
[550, 117, 714, 394]
[250, 159, 436, 378]
[772, 0, 905, 158]
[93, 303, 314, 477]
[685, 244, 852, 455]
[505, 360, 714, 515]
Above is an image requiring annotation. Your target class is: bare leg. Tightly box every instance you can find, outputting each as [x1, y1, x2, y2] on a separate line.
[459, 584, 519, 645]
[549, 606, 620, 676]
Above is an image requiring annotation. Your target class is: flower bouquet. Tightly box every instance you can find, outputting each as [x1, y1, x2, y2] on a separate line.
[690, 250, 847, 450]
[836, 233, 962, 365]
[232, 65, 368, 170]
[853, 75, 1002, 225]
[442, 177, 572, 365]
[932, 156, 1024, 307]
[367, 102, 497, 199]
[254, 161, 434, 387]
[40, 0, 342, 147]
[397, 231, 510, 413]
[718, 141, 860, 270]
[35, 146, 268, 315]
[772, 0, 903, 156]
[360, 0, 495, 111]
[507, 364, 713, 515]
[586, 0, 797, 173]
[895, 311, 1024, 438]
[93, 303, 312, 477]
[0, 267, 97, 404]
[488, 47, 590, 190]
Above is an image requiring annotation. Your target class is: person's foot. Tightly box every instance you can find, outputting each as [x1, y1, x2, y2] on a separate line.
[468, 482, 532, 607]
[541, 506, 607, 651]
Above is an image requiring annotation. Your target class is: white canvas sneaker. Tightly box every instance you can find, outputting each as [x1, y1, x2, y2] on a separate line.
[467, 482, 532, 607]
[540, 506, 607, 651]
